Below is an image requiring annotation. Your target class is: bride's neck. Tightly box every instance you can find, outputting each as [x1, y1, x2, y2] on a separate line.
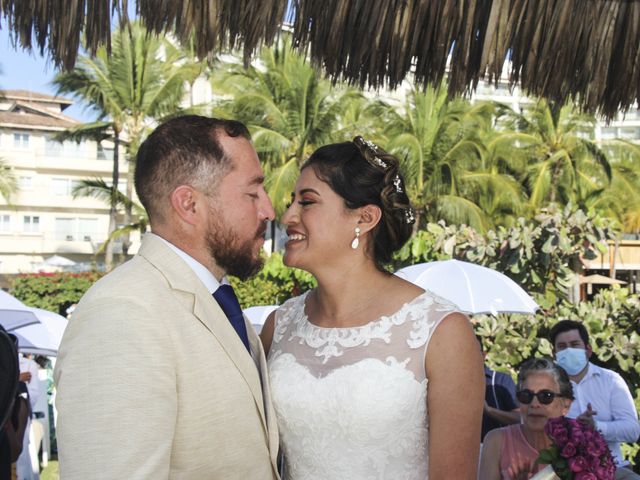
[310, 267, 391, 327]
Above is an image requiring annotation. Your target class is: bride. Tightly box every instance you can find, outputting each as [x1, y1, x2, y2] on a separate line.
[260, 137, 484, 479]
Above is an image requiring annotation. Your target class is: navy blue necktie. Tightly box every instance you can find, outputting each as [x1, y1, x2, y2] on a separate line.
[213, 284, 251, 353]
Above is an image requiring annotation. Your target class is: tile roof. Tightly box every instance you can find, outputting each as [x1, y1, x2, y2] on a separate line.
[0, 110, 77, 129]
[0, 89, 72, 105]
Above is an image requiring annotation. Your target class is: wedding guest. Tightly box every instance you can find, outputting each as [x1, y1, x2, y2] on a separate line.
[0, 332, 29, 480]
[478, 357, 574, 479]
[549, 320, 640, 480]
[478, 336, 520, 441]
[261, 137, 484, 479]
[16, 353, 42, 480]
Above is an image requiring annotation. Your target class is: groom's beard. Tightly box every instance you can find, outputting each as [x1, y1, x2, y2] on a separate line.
[205, 207, 267, 281]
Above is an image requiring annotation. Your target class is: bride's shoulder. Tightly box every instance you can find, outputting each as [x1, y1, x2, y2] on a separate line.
[274, 290, 310, 322]
[403, 289, 458, 316]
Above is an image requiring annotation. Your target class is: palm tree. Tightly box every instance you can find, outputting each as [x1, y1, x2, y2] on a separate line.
[73, 178, 149, 249]
[0, 78, 18, 202]
[213, 36, 362, 215]
[497, 100, 612, 211]
[595, 140, 640, 236]
[53, 21, 200, 268]
[0, 159, 17, 204]
[371, 85, 523, 232]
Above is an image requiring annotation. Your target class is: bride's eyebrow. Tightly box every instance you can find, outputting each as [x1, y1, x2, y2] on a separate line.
[299, 188, 320, 196]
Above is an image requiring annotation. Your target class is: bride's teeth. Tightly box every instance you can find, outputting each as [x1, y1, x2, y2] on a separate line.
[288, 234, 306, 241]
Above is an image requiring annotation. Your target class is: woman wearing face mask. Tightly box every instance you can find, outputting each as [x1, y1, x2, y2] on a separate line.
[478, 357, 574, 480]
[260, 138, 484, 479]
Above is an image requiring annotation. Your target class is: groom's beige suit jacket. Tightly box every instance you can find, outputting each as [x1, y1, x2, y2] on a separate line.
[54, 233, 280, 479]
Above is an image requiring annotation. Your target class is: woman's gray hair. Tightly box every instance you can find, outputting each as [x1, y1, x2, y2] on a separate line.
[517, 357, 574, 400]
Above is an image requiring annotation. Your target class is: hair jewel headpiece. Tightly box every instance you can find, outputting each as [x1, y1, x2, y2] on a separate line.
[354, 136, 415, 225]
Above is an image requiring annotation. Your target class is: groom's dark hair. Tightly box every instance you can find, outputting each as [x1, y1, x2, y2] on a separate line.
[135, 115, 251, 224]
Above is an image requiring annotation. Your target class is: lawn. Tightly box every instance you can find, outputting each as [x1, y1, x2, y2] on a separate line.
[41, 460, 58, 480]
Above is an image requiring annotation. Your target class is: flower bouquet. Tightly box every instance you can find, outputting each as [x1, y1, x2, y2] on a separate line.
[531, 416, 616, 480]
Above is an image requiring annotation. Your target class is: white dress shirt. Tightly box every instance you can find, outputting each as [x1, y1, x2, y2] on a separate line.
[567, 362, 640, 467]
[156, 234, 224, 293]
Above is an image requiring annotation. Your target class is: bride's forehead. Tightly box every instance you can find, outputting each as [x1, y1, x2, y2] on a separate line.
[295, 168, 329, 192]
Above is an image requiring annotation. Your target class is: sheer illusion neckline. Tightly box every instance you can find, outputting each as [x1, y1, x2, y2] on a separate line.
[300, 289, 430, 331]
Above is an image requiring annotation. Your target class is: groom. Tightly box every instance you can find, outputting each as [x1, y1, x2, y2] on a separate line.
[54, 116, 279, 479]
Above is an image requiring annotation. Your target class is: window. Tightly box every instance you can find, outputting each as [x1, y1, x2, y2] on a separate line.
[64, 142, 84, 159]
[78, 218, 98, 242]
[619, 127, 640, 140]
[13, 133, 29, 149]
[51, 178, 81, 196]
[18, 176, 33, 190]
[45, 137, 63, 157]
[23, 215, 40, 233]
[97, 145, 114, 161]
[55, 218, 75, 241]
[0, 215, 10, 233]
[55, 217, 99, 242]
[600, 127, 618, 140]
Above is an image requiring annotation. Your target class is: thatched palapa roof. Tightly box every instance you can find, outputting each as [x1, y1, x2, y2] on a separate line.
[1, 0, 639, 119]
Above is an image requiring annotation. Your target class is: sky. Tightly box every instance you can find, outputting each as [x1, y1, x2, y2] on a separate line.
[0, 27, 97, 122]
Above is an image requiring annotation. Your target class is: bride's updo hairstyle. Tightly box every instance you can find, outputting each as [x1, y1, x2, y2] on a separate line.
[301, 136, 415, 271]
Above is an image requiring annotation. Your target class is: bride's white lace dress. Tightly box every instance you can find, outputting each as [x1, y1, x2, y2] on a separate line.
[267, 290, 458, 480]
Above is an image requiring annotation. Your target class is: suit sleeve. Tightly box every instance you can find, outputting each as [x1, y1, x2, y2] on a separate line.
[54, 293, 178, 480]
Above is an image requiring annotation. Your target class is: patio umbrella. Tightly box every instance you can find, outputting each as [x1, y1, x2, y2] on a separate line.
[395, 260, 539, 315]
[0, 290, 40, 331]
[243, 305, 278, 333]
[42, 255, 76, 267]
[8, 308, 68, 356]
[579, 274, 626, 285]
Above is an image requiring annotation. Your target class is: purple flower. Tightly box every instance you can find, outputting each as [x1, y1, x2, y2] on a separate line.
[575, 473, 597, 480]
[561, 441, 577, 458]
[538, 416, 616, 480]
[568, 456, 588, 472]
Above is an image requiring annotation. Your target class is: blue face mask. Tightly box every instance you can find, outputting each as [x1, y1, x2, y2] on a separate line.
[556, 347, 588, 376]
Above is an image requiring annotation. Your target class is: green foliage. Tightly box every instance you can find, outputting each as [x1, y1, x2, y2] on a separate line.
[396, 205, 638, 465]
[213, 35, 362, 215]
[0, 158, 17, 203]
[395, 204, 615, 303]
[230, 253, 316, 309]
[11, 272, 104, 315]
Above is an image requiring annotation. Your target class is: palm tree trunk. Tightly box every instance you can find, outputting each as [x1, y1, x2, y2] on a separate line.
[105, 132, 120, 270]
[122, 162, 134, 256]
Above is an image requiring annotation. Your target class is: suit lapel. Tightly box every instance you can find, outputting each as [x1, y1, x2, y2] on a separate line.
[137, 234, 269, 434]
[250, 327, 281, 468]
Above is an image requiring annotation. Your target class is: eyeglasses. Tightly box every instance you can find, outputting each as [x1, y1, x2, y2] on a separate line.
[516, 389, 565, 405]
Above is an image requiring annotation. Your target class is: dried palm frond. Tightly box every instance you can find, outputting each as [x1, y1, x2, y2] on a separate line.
[1, 0, 639, 119]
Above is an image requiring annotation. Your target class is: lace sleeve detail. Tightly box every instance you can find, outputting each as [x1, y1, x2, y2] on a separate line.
[412, 292, 468, 379]
[271, 292, 309, 345]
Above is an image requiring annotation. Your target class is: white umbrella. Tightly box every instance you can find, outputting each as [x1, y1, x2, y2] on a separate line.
[9, 308, 68, 356]
[0, 290, 40, 330]
[42, 255, 76, 267]
[243, 305, 279, 333]
[395, 259, 539, 315]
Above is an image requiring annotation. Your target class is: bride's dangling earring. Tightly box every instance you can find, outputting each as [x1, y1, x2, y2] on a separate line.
[351, 227, 361, 250]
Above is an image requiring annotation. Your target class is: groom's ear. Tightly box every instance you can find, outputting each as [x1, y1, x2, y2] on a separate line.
[170, 185, 200, 226]
[357, 204, 382, 234]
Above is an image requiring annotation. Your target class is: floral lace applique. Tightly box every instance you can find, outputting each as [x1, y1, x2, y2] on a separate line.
[275, 291, 456, 363]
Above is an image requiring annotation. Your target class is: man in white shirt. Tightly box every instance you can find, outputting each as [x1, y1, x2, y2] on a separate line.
[17, 354, 41, 480]
[550, 320, 640, 479]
